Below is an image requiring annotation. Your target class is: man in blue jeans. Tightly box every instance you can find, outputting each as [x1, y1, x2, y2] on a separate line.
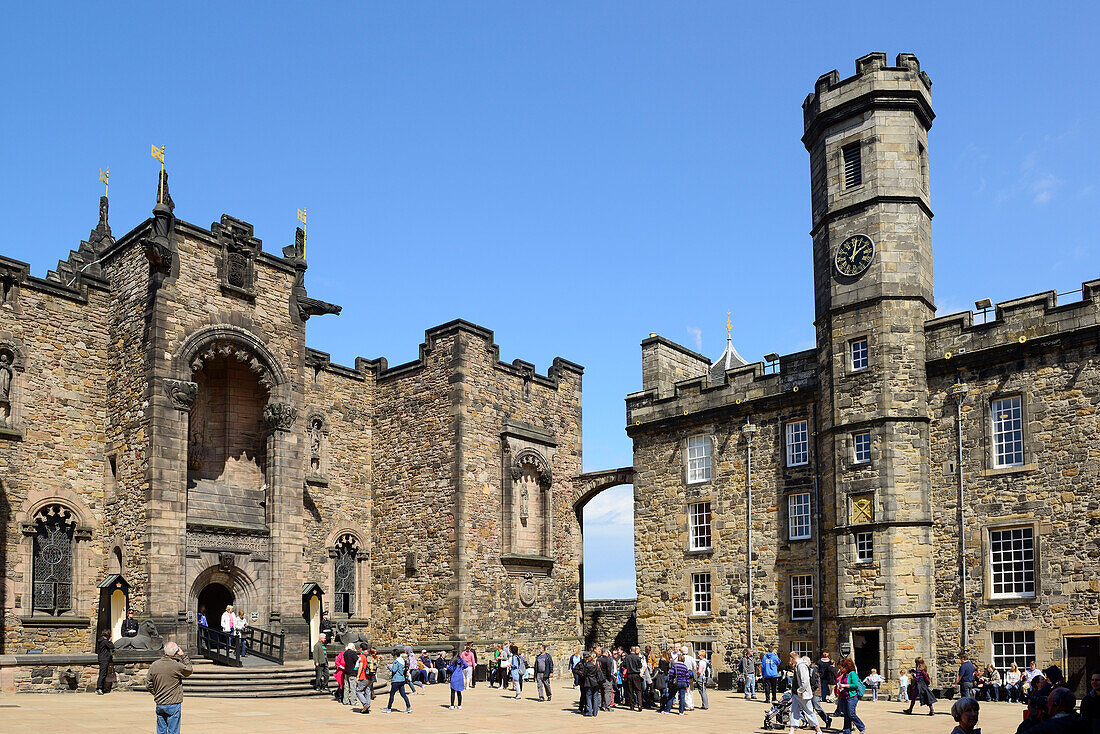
[146, 641, 193, 734]
[956, 653, 977, 699]
[740, 649, 758, 699]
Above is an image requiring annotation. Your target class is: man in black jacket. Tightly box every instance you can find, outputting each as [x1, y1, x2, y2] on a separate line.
[623, 646, 644, 711]
[534, 644, 554, 701]
[96, 630, 114, 694]
[597, 646, 616, 710]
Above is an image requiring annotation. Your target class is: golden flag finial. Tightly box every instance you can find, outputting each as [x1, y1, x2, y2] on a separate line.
[727, 311, 732, 340]
[99, 168, 109, 196]
[297, 207, 307, 233]
[151, 144, 165, 165]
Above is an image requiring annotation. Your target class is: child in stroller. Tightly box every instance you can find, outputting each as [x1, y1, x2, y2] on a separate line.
[763, 691, 793, 730]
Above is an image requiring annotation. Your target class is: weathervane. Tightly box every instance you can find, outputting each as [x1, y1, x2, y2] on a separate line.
[151, 144, 165, 203]
[99, 168, 109, 197]
[297, 208, 307, 254]
[727, 311, 732, 341]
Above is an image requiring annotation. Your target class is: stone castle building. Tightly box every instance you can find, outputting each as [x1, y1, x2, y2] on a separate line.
[1, 51, 1097, 698]
[0, 171, 584, 660]
[625, 52, 1099, 693]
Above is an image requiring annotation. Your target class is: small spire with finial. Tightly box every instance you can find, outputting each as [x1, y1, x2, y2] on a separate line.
[726, 311, 732, 342]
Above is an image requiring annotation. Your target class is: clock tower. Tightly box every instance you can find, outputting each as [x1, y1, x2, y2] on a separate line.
[803, 53, 937, 677]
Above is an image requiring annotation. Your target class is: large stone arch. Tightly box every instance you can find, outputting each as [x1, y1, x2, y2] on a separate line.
[173, 324, 289, 397]
[571, 466, 635, 516]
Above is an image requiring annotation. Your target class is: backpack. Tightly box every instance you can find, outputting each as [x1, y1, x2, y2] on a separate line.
[809, 665, 821, 693]
[851, 672, 866, 697]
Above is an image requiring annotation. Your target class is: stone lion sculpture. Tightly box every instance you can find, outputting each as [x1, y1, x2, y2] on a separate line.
[113, 619, 164, 651]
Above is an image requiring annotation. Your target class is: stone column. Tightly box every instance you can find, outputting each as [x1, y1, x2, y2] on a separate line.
[263, 401, 306, 655]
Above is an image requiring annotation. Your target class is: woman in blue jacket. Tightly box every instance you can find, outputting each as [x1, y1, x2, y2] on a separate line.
[446, 651, 467, 709]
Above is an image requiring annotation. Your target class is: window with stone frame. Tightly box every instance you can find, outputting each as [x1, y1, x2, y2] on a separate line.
[686, 435, 711, 484]
[850, 338, 868, 371]
[855, 531, 874, 563]
[32, 504, 76, 616]
[788, 492, 812, 541]
[790, 575, 814, 620]
[989, 527, 1035, 599]
[689, 502, 712, 551]
[785, 420, 809, 467]
[850, 493, 874, 525]
[791, 640, 814, 660]
[691, 572, 712, 616]
[992, 631, 1035, 673]
[333, 534, 359, 616]
[992, 395, 1025, 467]
[852, 431, 871, 464]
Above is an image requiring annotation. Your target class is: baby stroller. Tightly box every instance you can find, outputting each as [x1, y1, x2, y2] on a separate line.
[763, 691, 793, 730]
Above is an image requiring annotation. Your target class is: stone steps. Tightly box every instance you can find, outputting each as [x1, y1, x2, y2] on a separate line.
[184, 662, 322, 698]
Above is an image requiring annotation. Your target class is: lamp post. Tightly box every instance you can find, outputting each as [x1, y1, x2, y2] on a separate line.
[743, 420, 758, 648]
[947, 380, 970, 653]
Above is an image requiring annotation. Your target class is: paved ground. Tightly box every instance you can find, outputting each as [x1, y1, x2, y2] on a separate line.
[0, 683, 1028, 732]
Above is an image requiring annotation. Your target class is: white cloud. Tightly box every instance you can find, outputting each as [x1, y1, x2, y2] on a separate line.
[686, 326, 702, 351]
[1031, 174, 1060, 205]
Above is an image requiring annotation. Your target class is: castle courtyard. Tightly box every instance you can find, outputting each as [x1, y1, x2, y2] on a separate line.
[0, 683, 1029, 733]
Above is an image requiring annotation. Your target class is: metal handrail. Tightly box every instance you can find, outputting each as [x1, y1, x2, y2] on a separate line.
[198, 625, 241, 667]
[245, 626, 285, 665]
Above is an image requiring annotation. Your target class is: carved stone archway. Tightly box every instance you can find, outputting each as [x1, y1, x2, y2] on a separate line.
[572, 466, 635, 516]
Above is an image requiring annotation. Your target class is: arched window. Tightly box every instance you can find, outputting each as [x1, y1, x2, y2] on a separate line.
[32, 504, 76, 615]
[333, 534, 358, 616]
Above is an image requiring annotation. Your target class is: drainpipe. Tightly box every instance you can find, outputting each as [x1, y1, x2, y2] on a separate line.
[947, 381, 970, 653]
[812, 403, 823, 655]
[743, 419, 758, 648]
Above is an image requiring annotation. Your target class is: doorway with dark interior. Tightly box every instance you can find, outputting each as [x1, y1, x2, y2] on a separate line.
[851, 629, 881, 680]
[1066, 636, 1100, 698]
[198, 582, 233, 633]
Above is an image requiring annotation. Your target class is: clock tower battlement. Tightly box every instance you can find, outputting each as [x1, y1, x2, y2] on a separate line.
[803, 52, 935, 320]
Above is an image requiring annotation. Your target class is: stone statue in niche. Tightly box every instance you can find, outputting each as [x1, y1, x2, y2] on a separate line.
[0, 351, 12, 426]
[520, 486, 530, 521]
[0, 275, 15, 306]
[309, 418, 323, 474]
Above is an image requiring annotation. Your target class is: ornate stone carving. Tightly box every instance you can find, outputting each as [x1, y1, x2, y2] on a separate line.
[309, 416, 324, 475]
[212, 215, 261, 297]
[218, 551, 234, 572]
[263, 402, 297, 431]
[142, 239, 173, 277]
[520, 487, 530, 520]
[519, 574, 537, 607]
[538, 469, 553, 489]
[189, 338, 276, 392]
[162, 379, 198, 411]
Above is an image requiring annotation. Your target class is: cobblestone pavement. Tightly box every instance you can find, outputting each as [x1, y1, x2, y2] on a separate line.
[1, 683, 1030, 732]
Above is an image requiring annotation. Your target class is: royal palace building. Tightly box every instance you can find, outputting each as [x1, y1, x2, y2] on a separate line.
[626, 52, 1099, 695]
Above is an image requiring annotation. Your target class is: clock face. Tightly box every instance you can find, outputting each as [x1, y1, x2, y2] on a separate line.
[835, 234, 875, 277]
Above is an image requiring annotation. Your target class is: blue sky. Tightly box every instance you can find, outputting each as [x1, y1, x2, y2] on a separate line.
[3, 3, 1098, 600]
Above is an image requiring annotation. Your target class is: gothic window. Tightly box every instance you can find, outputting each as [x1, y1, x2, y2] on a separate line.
[333, 534, 358, 616]
[32, 505, 76, 615]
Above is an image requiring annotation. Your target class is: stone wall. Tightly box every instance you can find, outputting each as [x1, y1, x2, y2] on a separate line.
[0, 652, 159, 693]
[928, 335, 1100, 675]
[0, 263, 112, 654]
[583, 599, 637, 650]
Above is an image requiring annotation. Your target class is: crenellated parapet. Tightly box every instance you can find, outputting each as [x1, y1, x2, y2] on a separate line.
[627, 336, 815, 434]
[925, 279, 1100, 371]
[305, 319, 584, 389]
[802, 52, 933, 142]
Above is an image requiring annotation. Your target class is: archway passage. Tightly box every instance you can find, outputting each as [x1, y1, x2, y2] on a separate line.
[572, 467, 637, 645]
[198, 582, 234, 629]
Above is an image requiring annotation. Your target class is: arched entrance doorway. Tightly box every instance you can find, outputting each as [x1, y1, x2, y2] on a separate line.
[198, 582, 234, 628]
